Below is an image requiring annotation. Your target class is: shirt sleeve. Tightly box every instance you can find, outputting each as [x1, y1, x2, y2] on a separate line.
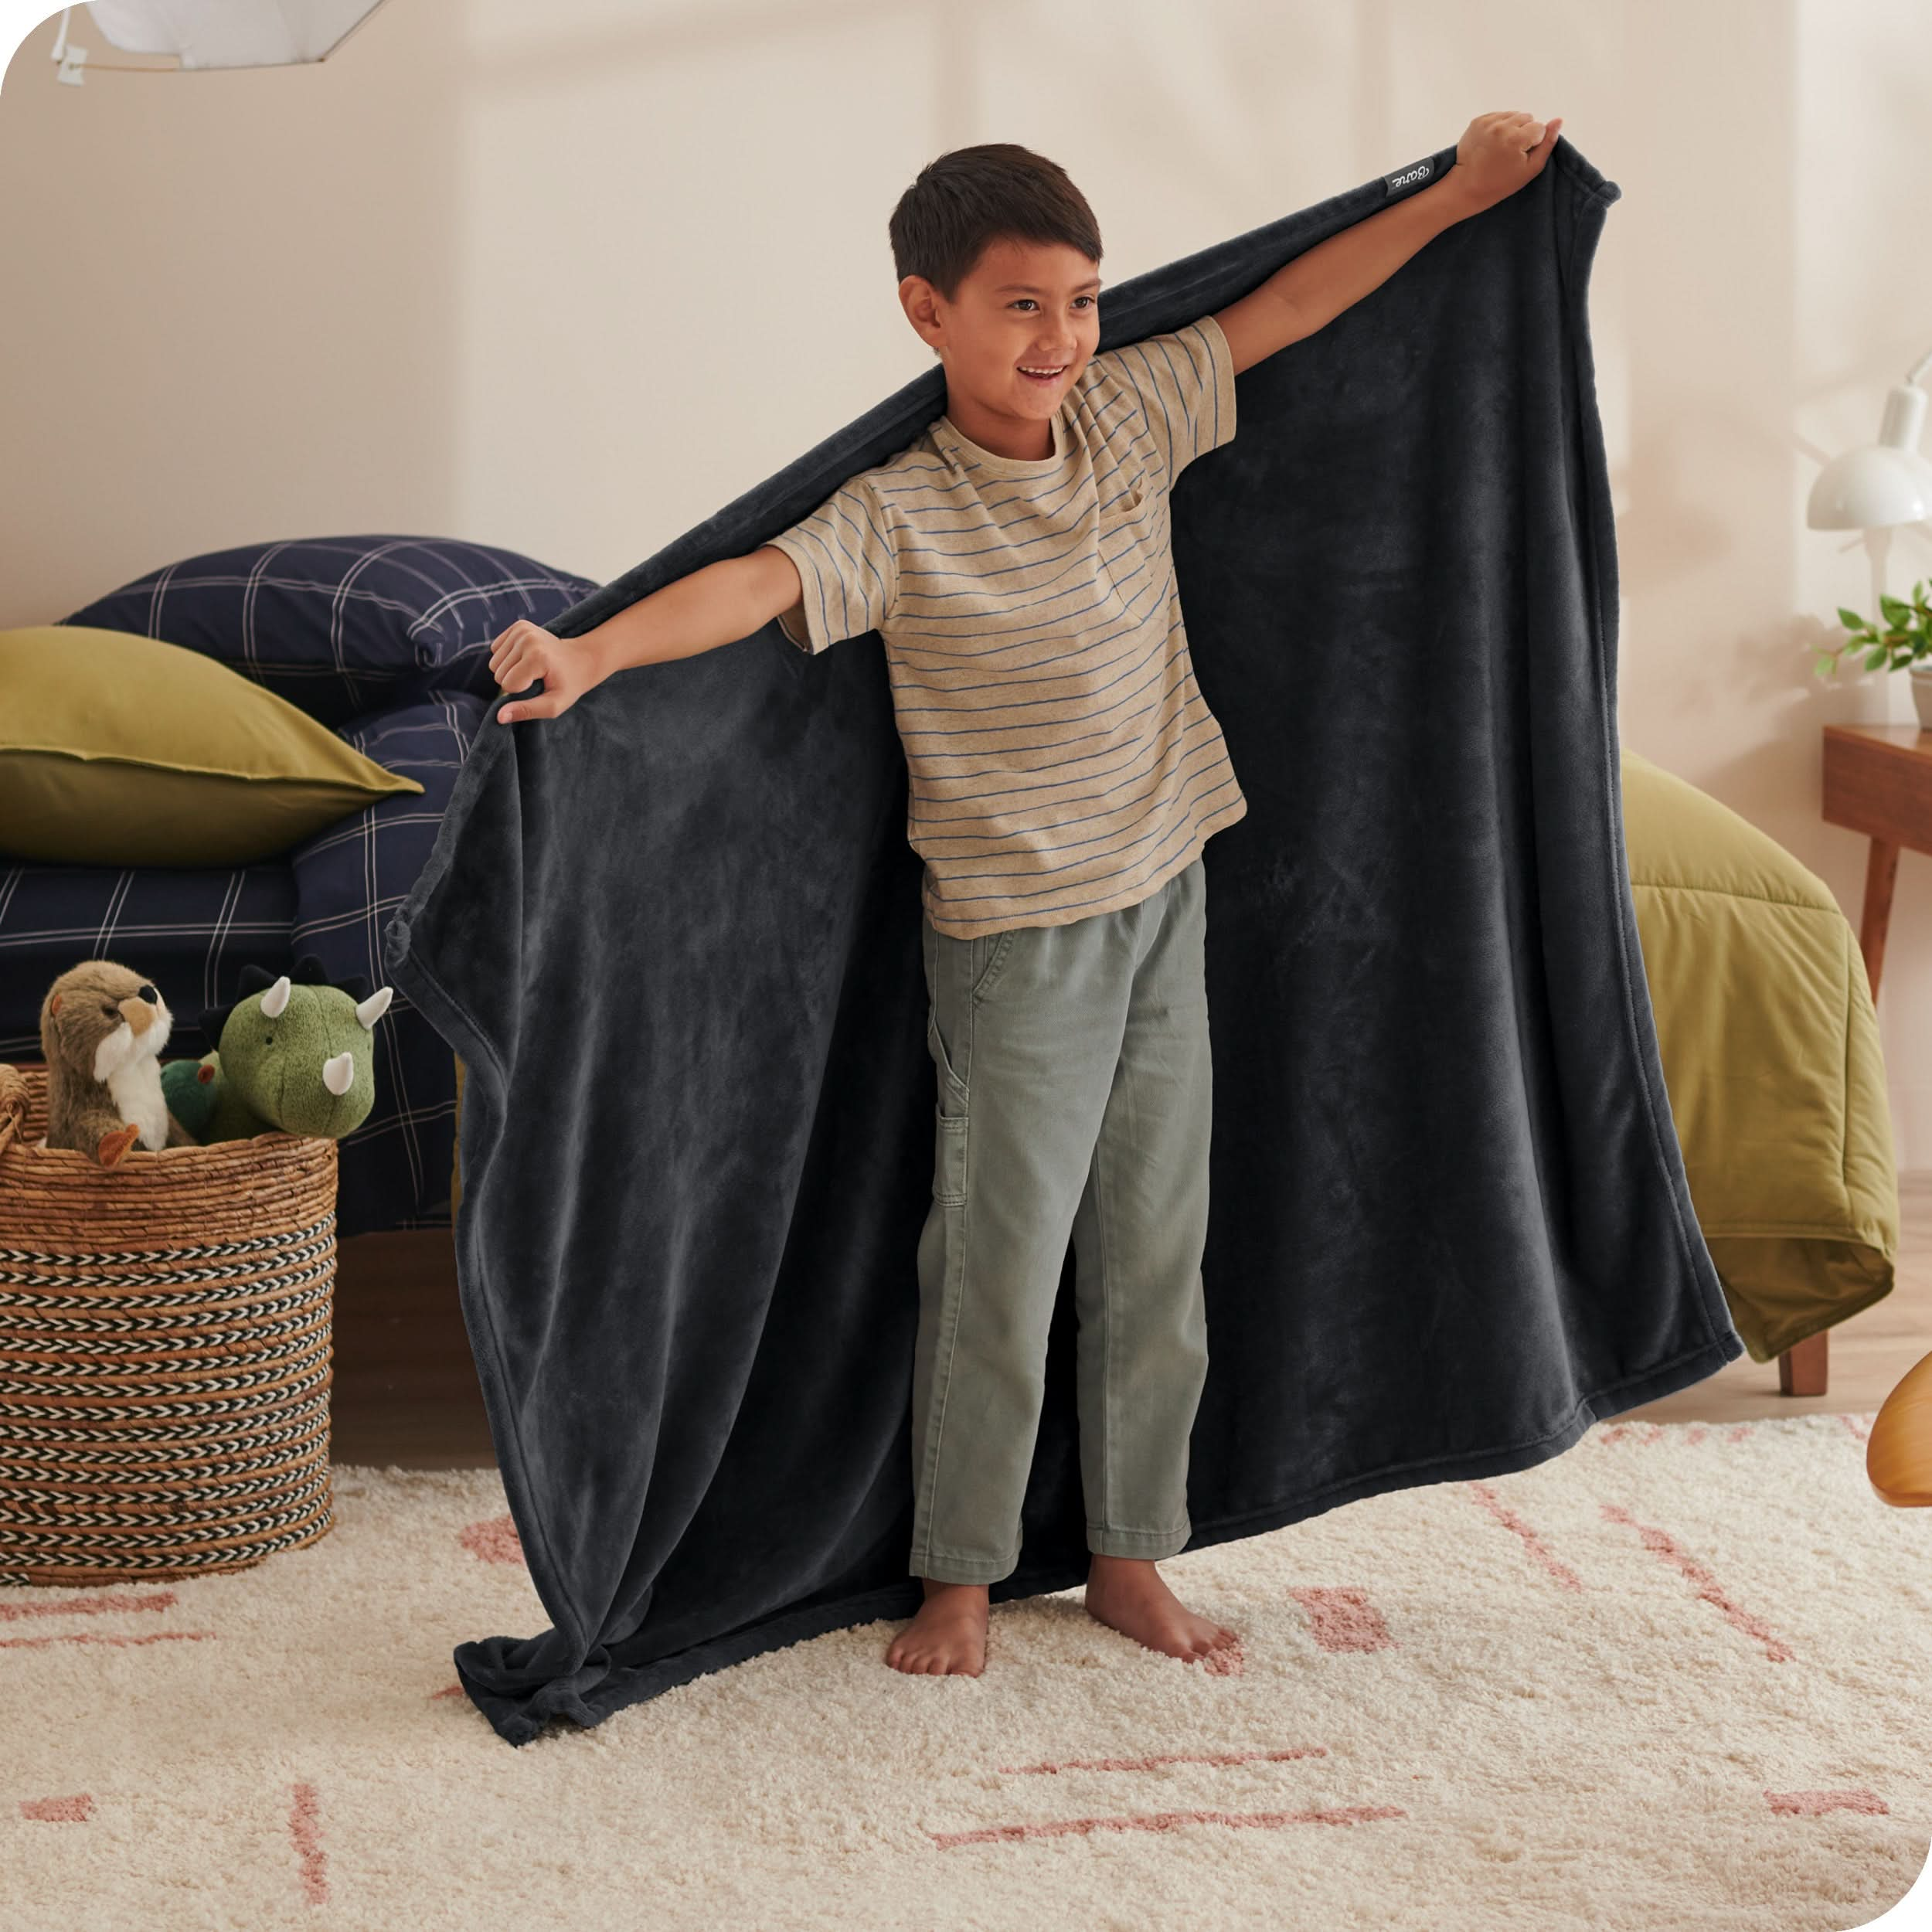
[763, 472, 900, 655]
[1093, 314, 1238, 488]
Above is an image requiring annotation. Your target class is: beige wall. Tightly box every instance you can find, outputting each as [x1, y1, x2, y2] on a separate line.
[5, 0, 1932, 1157]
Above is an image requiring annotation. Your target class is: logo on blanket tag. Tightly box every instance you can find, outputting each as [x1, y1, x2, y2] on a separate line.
[1384, 159, 1435, 193]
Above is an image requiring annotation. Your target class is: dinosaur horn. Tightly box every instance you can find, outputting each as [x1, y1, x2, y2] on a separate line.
[322, 1050, 355, 1097]
[355, 986, 393, 1029]
[260, 975, 292, 1019]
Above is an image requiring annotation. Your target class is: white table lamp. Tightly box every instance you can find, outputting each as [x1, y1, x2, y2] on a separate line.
[1808, 348, 1932, 531]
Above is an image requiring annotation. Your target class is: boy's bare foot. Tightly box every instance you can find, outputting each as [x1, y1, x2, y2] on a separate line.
[1084, 1554, 1238, 1662]
[885, 1577, 988, 1675]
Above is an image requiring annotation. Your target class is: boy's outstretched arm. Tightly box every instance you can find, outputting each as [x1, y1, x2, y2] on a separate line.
[1211, 111, 1563, 377]
[489, 546, 802, 723]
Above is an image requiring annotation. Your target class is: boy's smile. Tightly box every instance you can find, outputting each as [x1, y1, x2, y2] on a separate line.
[900, 235, 1103, 461]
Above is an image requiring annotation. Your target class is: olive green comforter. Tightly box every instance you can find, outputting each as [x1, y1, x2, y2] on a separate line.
[1624, 746, 1899, 1361]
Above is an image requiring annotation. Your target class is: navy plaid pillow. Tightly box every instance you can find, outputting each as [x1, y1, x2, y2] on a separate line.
[60, 534, 600, 728]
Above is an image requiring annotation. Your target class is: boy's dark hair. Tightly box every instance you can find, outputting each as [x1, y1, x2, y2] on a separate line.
[888, 143, 1103, 302]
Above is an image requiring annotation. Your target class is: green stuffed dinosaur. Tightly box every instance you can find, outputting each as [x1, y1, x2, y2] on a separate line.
[161, 954, 393, 1143]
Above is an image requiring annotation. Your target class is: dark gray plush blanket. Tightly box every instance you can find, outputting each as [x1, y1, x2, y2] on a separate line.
[381, 134, 1743, 1747]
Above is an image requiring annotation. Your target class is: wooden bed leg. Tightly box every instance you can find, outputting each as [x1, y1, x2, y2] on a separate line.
[1779, 1329, 1828, 1397]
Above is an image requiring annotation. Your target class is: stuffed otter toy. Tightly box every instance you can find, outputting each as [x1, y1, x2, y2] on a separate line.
[39, 957, 199, 1168]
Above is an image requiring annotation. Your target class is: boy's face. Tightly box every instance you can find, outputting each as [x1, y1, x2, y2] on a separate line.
[901, 236, 1102, 434]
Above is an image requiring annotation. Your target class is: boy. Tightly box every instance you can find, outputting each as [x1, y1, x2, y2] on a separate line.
[488, 111, 1560, 1679]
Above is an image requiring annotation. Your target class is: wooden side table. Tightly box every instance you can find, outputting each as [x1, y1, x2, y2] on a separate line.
[1822, 723, 1932, 998]
[1812, 723, 1925, 1396]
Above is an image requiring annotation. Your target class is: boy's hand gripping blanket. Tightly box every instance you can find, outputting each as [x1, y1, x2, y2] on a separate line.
[382, 135, 1744, 1747]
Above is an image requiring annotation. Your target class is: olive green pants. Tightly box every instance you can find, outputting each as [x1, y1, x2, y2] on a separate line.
[912, 855, 1213, 1584]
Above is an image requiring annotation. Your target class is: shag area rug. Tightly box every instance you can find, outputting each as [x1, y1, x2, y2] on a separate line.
[4, 1414, 1928, 1932]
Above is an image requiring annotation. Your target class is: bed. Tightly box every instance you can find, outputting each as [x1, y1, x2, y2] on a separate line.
[1621, 745, 1898, 1369]
[0, 536, 598, 1241]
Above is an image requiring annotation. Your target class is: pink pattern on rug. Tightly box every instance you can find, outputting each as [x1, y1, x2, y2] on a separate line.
[1766, 1787, 1888, 1816]
[1288, 1587, 1393, 1651]
[0, 1588, 175, 1622]
[19, 1794, 93, 1821]
[930, 1803, 1405, 1848]
[0, 1629, 213, 1651]
[1839, 1413, 1874, 1445]
[998, 1744, 1327, 1776]
[289, 1781, 328, 1903]
[1595, 1422, 1669, 1447]
[460, 1514, 525, 1566]
[1601, 1503, 1795, 1661]
[1199, 1635, 1245, 1676]
[431, 1682, 468, 1699]
[1465, 1482, 1586, 1590]
[1685, 1425, 1708, 1445]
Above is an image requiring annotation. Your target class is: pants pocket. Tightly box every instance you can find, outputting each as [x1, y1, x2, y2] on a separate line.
[970, 928, 1017, 1002]
[927, 928, 972, 1204]
[931, 1107, 968, 1206]
[927, 1004, 969, 1118]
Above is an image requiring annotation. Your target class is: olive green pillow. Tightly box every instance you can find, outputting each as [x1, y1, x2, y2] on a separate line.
[0, 624, 425, 866]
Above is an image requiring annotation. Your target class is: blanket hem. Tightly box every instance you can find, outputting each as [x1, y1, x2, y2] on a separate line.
[1563, 167, 1741, 1364]
[381, 900, 597, 1667]
[463, 1327, 1740, 1747]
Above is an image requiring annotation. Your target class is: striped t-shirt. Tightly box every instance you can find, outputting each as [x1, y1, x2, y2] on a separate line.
[764, 312, 1247, 940]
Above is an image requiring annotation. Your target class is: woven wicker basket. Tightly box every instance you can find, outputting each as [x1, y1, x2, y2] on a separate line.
[0, 1061, 337, 1586]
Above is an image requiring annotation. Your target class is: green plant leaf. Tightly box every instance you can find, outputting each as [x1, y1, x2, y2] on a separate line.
[1837, 607, 1869, 632]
